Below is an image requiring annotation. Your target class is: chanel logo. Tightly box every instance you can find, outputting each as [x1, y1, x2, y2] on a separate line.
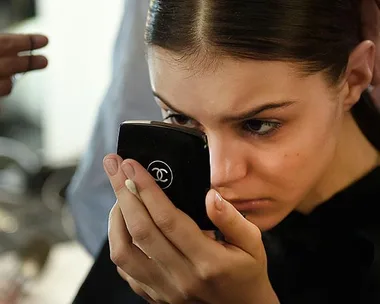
[147, 160, 173, 189]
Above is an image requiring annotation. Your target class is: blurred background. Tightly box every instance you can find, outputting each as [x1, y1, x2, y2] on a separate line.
[0, 0, 124, 302]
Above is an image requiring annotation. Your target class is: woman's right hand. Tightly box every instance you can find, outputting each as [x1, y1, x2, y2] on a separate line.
[0, 34, 48, 97]
[361, 0, 380, 108]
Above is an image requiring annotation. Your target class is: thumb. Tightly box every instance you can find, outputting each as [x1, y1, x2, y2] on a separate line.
[205, 189, 264, 257]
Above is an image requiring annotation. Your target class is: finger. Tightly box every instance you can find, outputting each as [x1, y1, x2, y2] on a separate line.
[0, 34, 48, 56]
[108, 202, 157, 283]
[0, 56, 48, 77]
[120, 159, 221, 263]
[117, 268, 158, 304]
[110, 203, 176, 298]
[0, 78, 12, 97]
[104, 155, 187, 272]
[205, 190, 264, 258]
[203, 230, 216, 240]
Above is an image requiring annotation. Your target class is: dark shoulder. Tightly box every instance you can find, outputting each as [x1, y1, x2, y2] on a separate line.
[264, 167, 380, 304]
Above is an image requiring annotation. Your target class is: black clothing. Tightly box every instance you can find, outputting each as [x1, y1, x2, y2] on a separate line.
[74, 167, 380, 303]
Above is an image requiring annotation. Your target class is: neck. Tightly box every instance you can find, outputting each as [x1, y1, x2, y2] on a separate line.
[298, 113, 380, 214]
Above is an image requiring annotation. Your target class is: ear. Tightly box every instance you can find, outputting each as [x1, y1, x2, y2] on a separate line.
[342, 40, 376, 111]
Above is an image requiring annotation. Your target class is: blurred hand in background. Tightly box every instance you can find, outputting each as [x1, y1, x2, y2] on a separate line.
[0, 34, 48, 98]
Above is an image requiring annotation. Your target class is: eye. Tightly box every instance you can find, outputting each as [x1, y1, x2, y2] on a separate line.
[242, 120, 281, 136]
[163, 112, 198, 128]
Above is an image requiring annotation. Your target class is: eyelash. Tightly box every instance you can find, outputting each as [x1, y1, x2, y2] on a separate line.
[163, 113, 281, 137]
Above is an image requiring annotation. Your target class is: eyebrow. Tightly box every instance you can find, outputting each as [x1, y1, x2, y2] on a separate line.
[153, 91, 297, 122]
[153, 92, 186, 115]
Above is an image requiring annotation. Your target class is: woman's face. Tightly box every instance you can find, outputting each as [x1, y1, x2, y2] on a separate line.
[148, 48, 345, 231]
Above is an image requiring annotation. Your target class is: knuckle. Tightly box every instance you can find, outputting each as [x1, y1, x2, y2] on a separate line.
[154, 213, 176, 234]
[109, 236, 131, 268]
[195, 260, 221, 282]
[129, 221, 153, 243]
[110, 246, 129, 268]
[113, 183, 125, 197]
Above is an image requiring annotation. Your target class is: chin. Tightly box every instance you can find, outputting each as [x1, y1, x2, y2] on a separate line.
[245, 212, 288, 232]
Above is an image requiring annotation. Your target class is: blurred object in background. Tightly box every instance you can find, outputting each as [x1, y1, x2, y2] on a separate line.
[0, 0, 122, 302]
[0, 106, 79, 299]
[0, 238, 50, 304]
[0, 4, 80, 300]
[0, 241, 92, 304]
[0, 141, 78, 302]
[0, 1, 54, 301]
[0, 0, 36, 31]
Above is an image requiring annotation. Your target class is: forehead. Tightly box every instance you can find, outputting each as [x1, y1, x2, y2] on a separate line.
[147, 47, 328, 115]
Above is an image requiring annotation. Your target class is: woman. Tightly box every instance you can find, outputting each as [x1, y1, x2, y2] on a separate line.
[74, 0, 380, 303]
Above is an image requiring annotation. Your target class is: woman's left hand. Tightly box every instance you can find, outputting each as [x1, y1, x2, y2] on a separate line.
[104, 154, 279, 304]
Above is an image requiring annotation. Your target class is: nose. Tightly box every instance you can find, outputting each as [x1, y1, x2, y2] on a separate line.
[208, 135, 248, 188]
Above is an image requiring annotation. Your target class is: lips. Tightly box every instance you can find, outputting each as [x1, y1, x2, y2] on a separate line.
[229, 199, 271, 212]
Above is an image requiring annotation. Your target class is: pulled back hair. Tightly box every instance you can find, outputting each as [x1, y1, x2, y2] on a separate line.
[145, 0, 380, 150]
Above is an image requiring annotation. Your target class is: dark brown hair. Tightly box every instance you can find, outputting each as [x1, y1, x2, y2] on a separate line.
[145, 0, 380, 149]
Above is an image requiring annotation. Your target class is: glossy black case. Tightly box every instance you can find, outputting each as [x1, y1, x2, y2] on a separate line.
[117, 121, 215, 230]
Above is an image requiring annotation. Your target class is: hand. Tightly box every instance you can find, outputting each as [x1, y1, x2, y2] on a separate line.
[104, 154, 279, 304]
[0, 34, 48, 97]
[361, 0, 380, 108]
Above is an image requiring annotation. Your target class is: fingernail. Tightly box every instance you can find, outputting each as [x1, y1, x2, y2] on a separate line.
[34, 55, 48, 65]
[122, 162, 135, 179]
[215, 192, 224, 211]
[104, 158, 118, 176]
[33, 34, 49, 46]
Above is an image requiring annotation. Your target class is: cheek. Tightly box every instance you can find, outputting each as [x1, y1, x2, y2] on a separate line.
[253, 104, 341, 200]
